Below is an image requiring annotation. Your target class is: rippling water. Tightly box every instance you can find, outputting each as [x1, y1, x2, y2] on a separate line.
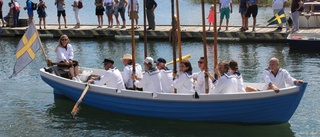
[1, 36, 320, 136]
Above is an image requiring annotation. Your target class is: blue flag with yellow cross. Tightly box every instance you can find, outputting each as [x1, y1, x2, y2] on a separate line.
[10, 22, 41, 78]
[267, 9, 286, 26]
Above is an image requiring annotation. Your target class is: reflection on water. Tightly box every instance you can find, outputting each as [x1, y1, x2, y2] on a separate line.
[1, 37, 320, 136]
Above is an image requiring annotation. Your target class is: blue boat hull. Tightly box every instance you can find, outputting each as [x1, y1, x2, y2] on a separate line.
[41, 70, 307, 124]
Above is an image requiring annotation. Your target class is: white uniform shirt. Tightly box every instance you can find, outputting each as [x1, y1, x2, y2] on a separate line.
[220, 0, 232, 8]
[94, 67, 126, 91]
[195, 70, 213, 94]
[56, 44, 74, 62]
[263, 68, 296, 89]
[122, 63, 143, 89]
[159, 69, 174, 93]
[211, 72, 245, 94]
[173, 72, 194, 94]
[135, 68, 162, 93]
[128, 0, 139, 11]
[272, 0, 287, 10]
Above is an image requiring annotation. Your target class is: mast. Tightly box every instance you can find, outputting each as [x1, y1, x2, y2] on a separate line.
[143, 0, 147, 58]
[171, 0, 177, 76]
[175, 0, 182, 61]
[213, 0, 218, 68]
[130, 0, 136, 89]
[201, 0, 209, 94]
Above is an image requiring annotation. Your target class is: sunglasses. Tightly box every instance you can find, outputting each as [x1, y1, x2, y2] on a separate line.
[61, 39, 68, 41]
[198, 61, 204, 64]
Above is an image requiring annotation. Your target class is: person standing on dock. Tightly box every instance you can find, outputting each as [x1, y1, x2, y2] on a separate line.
[95, 0, 104, 28]
[55, 0, 67, 29]
[207, 4, 215, 31]
[146, 0, 157, 30]
[37, 0, 47, 29]
[128, 0, 139, 29]
[104, 0, 114, 28]
[114, 0, 120, 28]
[218, 0, 232, 31]
[245, 0, 258, 32]
[24, 0, 33, 23]
[0, 0, 5, 27]
[291, 0, 303, 32]
[272, 0, 287, 31]
[11, 0, 20, 27]
[239, 0, 247, 31]
[118, 0, 127, 29]
[72, 0, 81, 28]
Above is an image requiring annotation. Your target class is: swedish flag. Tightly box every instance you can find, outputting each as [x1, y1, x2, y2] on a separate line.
[267, 9, 286, 26]
[10, 22, 41, 78]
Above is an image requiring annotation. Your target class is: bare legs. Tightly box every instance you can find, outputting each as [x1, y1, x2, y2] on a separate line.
[218, 19, 229, 31]
[114, 14, 120, 28]
[39, 18, 46, 29]
[58, 16, 67, 29]
[107, 13, 113, 28]
[97, 15, 103, 28]
[69, 66, 79, 78]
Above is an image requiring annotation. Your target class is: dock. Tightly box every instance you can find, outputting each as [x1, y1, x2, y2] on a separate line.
[0, 25, 319, 41]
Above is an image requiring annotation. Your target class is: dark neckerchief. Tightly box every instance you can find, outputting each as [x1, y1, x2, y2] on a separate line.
[266, 67, 281, 77]
[61, 45, 67, 50]
[146, 67, 159, 75]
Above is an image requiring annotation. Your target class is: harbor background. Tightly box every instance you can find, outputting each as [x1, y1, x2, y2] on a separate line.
[1, 0, 320, 137]
[1, 0, 275, 27]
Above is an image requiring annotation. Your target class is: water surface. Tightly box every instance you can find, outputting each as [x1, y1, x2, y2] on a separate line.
[1, 37, 320, 136]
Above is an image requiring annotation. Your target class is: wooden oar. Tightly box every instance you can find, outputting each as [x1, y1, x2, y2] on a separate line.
[71, 84, 90, 117]
[213, 0, 218, 68]
[175, 0, 182, 61]
[171, 0, 177, 94]
[166, 54, 191, 65]
[130, 0, 137, 90]
[201, 0, 209, 94]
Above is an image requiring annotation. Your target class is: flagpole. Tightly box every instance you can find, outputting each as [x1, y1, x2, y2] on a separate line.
[32, 22, 51, 66]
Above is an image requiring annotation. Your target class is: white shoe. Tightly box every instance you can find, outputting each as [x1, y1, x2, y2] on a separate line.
[72, 77, 77, 81]
[76, 76, 82, 82]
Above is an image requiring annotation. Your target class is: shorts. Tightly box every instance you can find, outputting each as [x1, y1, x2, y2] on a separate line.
[96, 6, 104, 15]
[240, 8, 246, 15]
[0, 11, 3, 19]
[129, 11, 139, 20]
[220, 7, 230, 19]
[38, 11, 46, 18]
[105, 5, 113, 14]
[114, 7, 119, 15]
[57, 10, 66, 17]
[245, 5, 258, 18]
[28, 10, 33, 18]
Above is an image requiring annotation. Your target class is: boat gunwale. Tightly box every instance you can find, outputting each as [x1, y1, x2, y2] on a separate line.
[40, 68, 303, 103]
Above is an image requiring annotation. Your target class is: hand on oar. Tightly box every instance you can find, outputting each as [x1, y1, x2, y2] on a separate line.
[71, 84, 90, 117]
